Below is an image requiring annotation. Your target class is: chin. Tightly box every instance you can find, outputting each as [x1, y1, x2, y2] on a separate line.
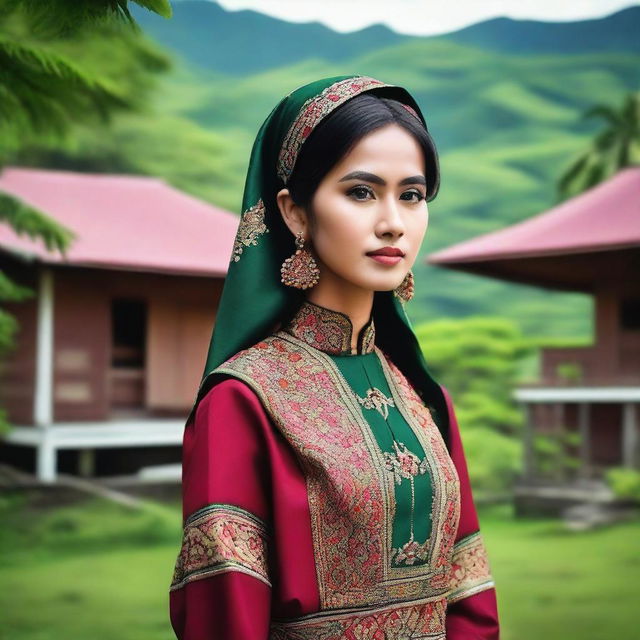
[367, 279, 405, 292]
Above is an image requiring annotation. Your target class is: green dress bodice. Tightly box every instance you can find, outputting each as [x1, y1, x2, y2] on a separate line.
[283, 299, 434, 567]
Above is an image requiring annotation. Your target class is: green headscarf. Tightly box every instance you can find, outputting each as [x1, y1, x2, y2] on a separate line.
[187, 75, 450, 446]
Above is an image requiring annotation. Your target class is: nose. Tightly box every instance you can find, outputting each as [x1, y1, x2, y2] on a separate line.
[376, 195, 405, 238]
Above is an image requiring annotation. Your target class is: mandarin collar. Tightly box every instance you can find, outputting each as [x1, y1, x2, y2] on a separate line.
[283, 299, 375, 356]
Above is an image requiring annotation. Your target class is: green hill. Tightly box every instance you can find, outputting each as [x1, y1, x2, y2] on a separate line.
[445, 6, 640, 55]
[15, 4, 640, 343]
[131, 1, 640, 75]
[130, 0, 409, 75]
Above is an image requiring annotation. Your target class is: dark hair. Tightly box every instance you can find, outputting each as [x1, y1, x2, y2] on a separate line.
[285, 93, 439, 223]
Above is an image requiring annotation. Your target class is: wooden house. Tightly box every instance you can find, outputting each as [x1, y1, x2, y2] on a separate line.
[428, 167, 640, 513]
[0, 167, 240, 482]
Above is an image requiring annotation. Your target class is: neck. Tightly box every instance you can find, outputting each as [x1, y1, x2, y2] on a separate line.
[305, 282, 374, 354]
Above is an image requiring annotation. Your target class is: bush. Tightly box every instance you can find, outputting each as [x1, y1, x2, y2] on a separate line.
[460, 427, 521, 493]
[605, 467, 640, 502]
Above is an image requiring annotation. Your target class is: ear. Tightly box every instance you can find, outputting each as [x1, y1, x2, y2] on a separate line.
[276, 188, 310, 238]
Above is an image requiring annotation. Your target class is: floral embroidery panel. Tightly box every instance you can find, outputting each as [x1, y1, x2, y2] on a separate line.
[215, 333, 461, 609]
[277, 77, 391, 184]
[170, 503, 270, 591]
[270, 595, 447, 640]
[231, 198, 269, 262]
[447, 531, 495, 603]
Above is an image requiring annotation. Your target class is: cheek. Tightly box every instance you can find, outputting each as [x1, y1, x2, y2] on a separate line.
[410, 209, 429, 242]
[312, 195, 368, 250]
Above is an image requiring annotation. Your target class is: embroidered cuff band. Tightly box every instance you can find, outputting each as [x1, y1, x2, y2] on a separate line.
[447, 531, 495, 603]
[170, 503, 271, 591]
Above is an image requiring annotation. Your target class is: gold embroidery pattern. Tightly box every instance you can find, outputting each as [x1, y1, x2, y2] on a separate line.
[214, 334, 461, 610]
[283, 299, 375, 355]
[170, 503, 270, 591]
[270, 595, 447, 640]
[231, 198, 269, 262]
[360, 320, 376, 353]
[377, 349, 461, 591]
[383, 441, 430, 566]
[356, 387, 395, 419]
[447, 531, 495, 603]
[215, 335, 389, 608]
[277, 77, 392, 183]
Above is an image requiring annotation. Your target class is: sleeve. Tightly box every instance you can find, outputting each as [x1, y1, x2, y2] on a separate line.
[169, 377, 274, 640]
[440, 384, 500, 640]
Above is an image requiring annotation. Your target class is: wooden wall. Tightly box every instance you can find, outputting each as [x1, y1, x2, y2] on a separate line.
[0, 255, 38, 424]
[1, 258, 222, 424]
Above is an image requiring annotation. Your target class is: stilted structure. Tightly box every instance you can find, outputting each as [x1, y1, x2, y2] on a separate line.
[428, 167, 640, 514]
[0, 167, 239, 482]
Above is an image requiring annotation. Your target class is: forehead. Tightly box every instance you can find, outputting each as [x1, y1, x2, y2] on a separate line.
[331, 124, 425, 175]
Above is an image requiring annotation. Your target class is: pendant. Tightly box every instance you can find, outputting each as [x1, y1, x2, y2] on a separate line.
[356, 386, 395, 419]
[383, 440, 428, 485]
[384, 441, 430, 566]
[392, 536, 429, 566]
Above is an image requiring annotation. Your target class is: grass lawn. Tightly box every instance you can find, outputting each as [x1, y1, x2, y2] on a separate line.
[0, 492, 637, 640]
[482, 504, 640, 640]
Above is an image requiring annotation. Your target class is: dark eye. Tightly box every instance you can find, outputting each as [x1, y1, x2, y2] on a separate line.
[347, 185, 375, 201]
[400, 189, 425, 203]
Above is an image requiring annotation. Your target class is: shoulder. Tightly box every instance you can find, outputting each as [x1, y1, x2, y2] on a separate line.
[195, 375, 267, 426]
[212, 334, 287, 375]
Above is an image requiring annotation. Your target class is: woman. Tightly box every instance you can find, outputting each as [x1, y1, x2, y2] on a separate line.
[169, 75, 500, 639]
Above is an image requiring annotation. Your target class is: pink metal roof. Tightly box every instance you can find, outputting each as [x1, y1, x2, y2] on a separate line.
[429, 167, 640, 264]
[0, 167, 241, 277]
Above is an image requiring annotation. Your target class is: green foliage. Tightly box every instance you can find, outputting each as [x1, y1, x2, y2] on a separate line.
[605, 467, 640, 501]
[557, 91, 640, 201]
[14, 0, 172, 37]
[458, 427, 521, 493]
[414, 316, 531, 492]
[0, 2, 172, 154]
[0, 492, 179, 567]
[2, 496, 640, 640]
[555, 362, 583, 383]
[534, 430, 583, 481]
[0, 193, 75, 253]
[16, 112, 251, 213]
[416, 315, 532, 434]
[7, 23, 637, 342]
[0, 0, 173, 432]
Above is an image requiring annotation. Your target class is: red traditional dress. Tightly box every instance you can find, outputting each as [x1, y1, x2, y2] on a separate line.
[169, 300, 499, 639]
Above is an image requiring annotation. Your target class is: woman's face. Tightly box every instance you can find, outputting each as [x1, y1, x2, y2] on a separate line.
[305, 123, 429, 295]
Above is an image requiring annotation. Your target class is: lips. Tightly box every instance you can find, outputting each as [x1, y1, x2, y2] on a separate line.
[366, 247, 405, 257]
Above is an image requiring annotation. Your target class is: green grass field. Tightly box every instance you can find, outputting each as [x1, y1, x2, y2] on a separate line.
[0, 493, 637, 640]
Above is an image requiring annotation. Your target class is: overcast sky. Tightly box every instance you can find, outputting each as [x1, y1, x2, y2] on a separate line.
[216, 0, 637, 35]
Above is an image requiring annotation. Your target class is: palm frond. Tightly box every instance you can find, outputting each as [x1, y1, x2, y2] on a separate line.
[132, 0, 172, 19]
[581, 104, 621, 126]
[556, 152, 592, 200]
[13, 0, 172, 37]
[0, 36, 134, 148]
[558, 90, 640, 199]
[0, 307, 20, 357]
[0, 270, 35, 303]
[0, 191, 75, 254]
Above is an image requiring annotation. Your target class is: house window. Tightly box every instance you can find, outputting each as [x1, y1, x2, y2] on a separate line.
[620, 297, 640, 330]
[111, 299, 146, 367]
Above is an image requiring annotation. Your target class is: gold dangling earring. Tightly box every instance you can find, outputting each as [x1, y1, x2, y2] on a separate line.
[393, 270, 414, 303]
[280, 230, 320, 289]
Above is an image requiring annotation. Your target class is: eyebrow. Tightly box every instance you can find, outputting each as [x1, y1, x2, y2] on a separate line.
[338, 170, 426, 187]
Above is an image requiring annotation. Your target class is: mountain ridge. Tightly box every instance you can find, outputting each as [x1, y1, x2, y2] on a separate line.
[131, 1, 640, 75]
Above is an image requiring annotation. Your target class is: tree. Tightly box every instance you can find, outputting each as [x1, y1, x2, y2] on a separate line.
[556, 91, 640, 201]
[0, 0, 172, 432]
[415, 316, 533, 493]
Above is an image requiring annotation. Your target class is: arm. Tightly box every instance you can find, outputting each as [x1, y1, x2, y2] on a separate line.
[169, 378, 274, 640]
[440, 385, 500, 640]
